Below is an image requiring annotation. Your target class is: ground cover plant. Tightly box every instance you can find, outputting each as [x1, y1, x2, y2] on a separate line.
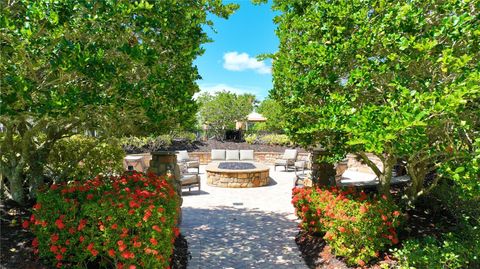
[292, 186, 402, 266]
[25, 171, 180, 268]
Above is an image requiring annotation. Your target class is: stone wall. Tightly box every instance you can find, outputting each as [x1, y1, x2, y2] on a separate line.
[189, 152, 311, 165]
[206, 171, 269, 188]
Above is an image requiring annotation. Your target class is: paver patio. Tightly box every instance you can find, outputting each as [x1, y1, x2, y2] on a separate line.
[180, 165, 308, 269]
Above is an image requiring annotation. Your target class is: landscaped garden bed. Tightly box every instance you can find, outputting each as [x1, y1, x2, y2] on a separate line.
[1, 172, 190, 269]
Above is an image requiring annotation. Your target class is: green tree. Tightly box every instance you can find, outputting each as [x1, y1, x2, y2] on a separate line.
[0, 0, 238, 204]
[256, 97, 284, 133]
[198, 91, 255, 139]
[270, 0, 479, 201]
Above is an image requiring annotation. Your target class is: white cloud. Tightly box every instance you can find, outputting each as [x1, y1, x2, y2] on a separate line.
[223, 51, 271, 74]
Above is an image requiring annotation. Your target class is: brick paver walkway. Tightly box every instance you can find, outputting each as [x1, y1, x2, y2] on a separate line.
[180, 165, 307, 269]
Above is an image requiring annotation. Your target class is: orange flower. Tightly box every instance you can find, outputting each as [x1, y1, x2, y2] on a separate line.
[338, 226, 346, 233]
[152, 225, 162, 232]
[357, 259, 365, 266]
[393, 211, 401, 217]
[150, 238, 158, 246]
[108, 249, 115, 257]
[359, 205, 368, 213]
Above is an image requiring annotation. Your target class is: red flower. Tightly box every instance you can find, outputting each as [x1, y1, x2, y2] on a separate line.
[79, 236, 84, 242]
[129, 265, 136, 269]
[108, 249, 116, 257]
[86, 194, 94, 200]
[119, 244, 127, 252]
[51, 233, 59, 243]
[150, 238, 158, 246]
[55, 219, 65, 229]
[50, 245, 58, 253]
[338, 226, 346, 233]
[50, 184, 58, 190]
[381, 215, 388, 221]
[55, 254, 63, 261]
[117, 240, 124, 246]
[32, 237, 39, 248]
[22, 220, 30, 229]
[60, 247, 66, 254]
[174, 227, 180, 237]
[133, 241, 142, 248]
[111, 223, 118, 229]
[121, 251, 134, 259]
[152, 225, 162, 232]
[78, 219, 87, 231]
[90, 249, 99, 256]
[357, 259, 366, 266]
[393, 211, 401, 217]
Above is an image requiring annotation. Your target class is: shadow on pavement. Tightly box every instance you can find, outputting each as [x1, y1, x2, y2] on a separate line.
[181, 206, 306, 269]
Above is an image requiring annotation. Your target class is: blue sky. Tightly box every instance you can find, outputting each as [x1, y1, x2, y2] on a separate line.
[194, 1, 279, 101]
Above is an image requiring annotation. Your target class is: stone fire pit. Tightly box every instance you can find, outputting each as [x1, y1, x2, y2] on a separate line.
[206, 162, 270, 188]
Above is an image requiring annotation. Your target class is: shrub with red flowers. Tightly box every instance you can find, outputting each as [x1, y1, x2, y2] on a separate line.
[292, 186, 403, 266]
[26, 171, 180, 268]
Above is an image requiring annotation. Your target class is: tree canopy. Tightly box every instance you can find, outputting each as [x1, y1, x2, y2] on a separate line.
[270, 0, 479, 200]
[197, 91, 255, 139]
[0, 0, 238, 204]
[256, 98, 285, 133]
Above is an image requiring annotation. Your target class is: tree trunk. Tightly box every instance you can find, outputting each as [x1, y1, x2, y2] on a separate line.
[378, 158, 394, 198]
[406, 162, 428, 203]
[7, 171, 26, 205]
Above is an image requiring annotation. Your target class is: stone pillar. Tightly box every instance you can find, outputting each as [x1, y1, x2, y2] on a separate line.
[148, 151, 182, 223]
[311, 147, 336, 186]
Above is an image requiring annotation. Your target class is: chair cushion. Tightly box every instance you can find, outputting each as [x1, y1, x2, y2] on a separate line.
[211, 150, 226, 161]
[294, 160, 305, 168]
[225, 150, 240, 160]
[176, 150, 189, 162]
[240, 150, 254, 160]
[282, 149, 298, 160]
[275, 159, 288, 165]
[181, 174, 199, 185]
[186, 160, 199, 168]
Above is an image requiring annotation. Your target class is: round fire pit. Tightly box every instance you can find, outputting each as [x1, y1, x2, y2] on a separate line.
[206, 162, 270, 188]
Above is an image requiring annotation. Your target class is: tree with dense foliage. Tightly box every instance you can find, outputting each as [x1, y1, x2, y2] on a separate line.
[0, 0, 238, 204]
[256, 98, 285, 133]
[270, 0, 479, 201]
[197, 91, 255, 139]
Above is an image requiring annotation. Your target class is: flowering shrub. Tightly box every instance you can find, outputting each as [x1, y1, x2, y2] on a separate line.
[292, 186, 403, 266]
[25, 171, 180, 268]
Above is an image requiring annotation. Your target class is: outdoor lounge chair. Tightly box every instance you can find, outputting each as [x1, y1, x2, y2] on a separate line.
[294, 153, 311, 174]
[176, 150, 200, 173]
[179, 163, 200, 192]
[274, 149, 298, 171]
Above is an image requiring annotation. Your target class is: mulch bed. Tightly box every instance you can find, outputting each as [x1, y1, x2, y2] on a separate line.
[124, 139, 307, 154]
[0, 200, 189, 269]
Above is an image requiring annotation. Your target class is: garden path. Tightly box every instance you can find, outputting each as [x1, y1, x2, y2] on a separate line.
[180, 165, 307, 269]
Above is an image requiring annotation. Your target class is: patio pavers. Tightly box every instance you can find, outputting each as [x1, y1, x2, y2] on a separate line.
[180, 165, 307, 268]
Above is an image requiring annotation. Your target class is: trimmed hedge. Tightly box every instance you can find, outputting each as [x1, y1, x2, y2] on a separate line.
[25, 172, 180, 268]
[292, 186, 403, 266]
